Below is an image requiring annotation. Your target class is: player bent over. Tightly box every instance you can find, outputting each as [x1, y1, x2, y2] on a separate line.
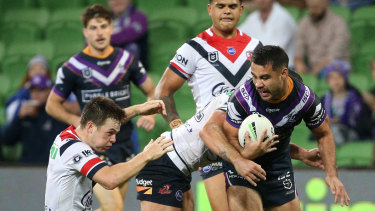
[136, 93, 324, 211]
[45, 97, 173, 211]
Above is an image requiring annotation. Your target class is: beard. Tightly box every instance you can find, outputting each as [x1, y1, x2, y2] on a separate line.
[310, 10, 326, 23]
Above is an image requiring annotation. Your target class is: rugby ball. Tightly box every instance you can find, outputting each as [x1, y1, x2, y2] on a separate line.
[238, 113, 275, 147]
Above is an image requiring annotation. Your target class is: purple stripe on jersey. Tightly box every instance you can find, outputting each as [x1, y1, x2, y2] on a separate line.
[52, 87, 68, 99]
[123, 53, 134, 69]
[135, 73, 148, 86]
[247, 81, 260, 112]
[302, 86, 316, 113]
[87, 77, 106, 87]
[66, 62, 83, 76]
[111, 72, 126, 86]
[225, 115, 240, 128]
[108, 49, 125, 73]
[235, 84, 250, 113]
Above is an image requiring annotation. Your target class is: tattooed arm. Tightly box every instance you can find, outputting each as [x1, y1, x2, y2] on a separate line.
[155, 68, 185, 128]
[200, 110, 267, 186]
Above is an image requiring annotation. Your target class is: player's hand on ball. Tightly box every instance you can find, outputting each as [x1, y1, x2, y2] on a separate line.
[241, 130, 279, 160]
[139, 100, 166, 116]
[143, 136, 173, 161]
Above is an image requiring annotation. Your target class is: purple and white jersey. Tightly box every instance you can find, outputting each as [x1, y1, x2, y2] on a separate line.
[226, 76, 326, 170]
[53, 47, 147, 141]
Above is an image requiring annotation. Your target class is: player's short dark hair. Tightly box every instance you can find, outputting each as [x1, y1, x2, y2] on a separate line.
[209, 0, 243, 4]
[252, 45, 289, 71]
[80, 96, 125, 128]
[81, 4, 111, 28]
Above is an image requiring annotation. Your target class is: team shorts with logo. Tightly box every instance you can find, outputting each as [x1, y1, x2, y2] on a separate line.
[224, 162, 296, 208]
[199, 160, 224, 180]
[97, 138, 134, 166]
[136, 154, 192, 208]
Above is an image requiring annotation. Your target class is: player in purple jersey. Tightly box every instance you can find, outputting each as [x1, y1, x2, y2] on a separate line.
[45, 4, 157, 211]
[201, 45, 350, 210]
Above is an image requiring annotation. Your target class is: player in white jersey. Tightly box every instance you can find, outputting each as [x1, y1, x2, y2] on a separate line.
[45, 97, 173, 211]
[155, 0, 262, 209]
[136, 93, 324, 210]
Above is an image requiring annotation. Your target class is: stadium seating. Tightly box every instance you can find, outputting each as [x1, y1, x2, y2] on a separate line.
[336, 141, 373, 167]
[0, 0, 34, 11]
[136, 0, 185, 14]
[88, 0, 109, 7]
[0, 42, 4, 66]
[45, 21, 84, 44]
[352, 5, 375, 21]
[284, 5, 301, 21]
[300, 73, 318, 91]
[349, 73, 370, 92]
[148, 19, 191, 45]
[48, 8, 85, 24]
[5, 41, 54, 60]
[3, 8, 49, 30]
[37, 0, 85, 11]
[0, 56, 31, 92]
[330, 6, 351, 22]
[0, 22, 41, 43]
[0, 74, 11, 104]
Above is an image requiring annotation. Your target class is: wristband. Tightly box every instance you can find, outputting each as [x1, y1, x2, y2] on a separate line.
[169, 119, 183, 129]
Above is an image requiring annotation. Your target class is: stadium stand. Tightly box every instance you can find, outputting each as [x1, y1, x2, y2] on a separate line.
[37, 0, 85, 11]
[0, 22, 41, 43]
[337, 141, 374, 167]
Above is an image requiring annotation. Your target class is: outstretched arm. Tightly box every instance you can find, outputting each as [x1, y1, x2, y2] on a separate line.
[311, 116, 350, 206]
[136, 75, 157, 131]
[123, 100, 166, 123]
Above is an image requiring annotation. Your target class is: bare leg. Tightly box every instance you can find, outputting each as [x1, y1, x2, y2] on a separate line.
[227, 186, 263, 211]
[182, 189, 194, 211]
[203, 173, 229, 211]
[94, 184, 124, 211]
[265, 197, 301, 211]
[141, 200, 181, 211]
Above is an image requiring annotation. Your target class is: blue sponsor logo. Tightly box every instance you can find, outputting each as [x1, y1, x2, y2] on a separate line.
[212, 82, 235, 97]
[228, 47, 236, 55]
[202, 164, 212, 173]
[175, 190, 183, 201]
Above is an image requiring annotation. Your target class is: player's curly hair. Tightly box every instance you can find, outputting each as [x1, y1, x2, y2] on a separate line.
[80, 96, 125, 127]
[81, 4, 111, 28]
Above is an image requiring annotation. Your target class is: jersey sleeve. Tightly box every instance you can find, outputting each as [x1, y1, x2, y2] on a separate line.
[52, 65, 76, 99]
[128, 56, 148, 86]
[303, 93, 327, 129]
[62, 141, 107, 180]
[225, 91, 249, 128]
[168, 42, 197, 80]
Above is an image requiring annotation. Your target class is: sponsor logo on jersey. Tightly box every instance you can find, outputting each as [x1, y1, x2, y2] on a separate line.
[240, 87, 249, 100]
[208, 51, 219, 63]
[73, 154, 82, 163]
[82, 150, 93, 157]
[158, 184, 172, 194]
[202, 164, 212, 173]
[246, 51, 253, 61]
[184, 123, 193, 133]
[175, 54, 189, 67]
[81, 86, 130, 103]
[97, 60, 111, 66]
[81, 190, 93, 210]
[227, 47, 236, 55]
[211, 82, 235, 97]
[82, 67, 93, 79]
[136, 179, 153, 186]
[175, 190, 183, 201]
[194, 111, 204, 122]
[266, 108, 280, 113]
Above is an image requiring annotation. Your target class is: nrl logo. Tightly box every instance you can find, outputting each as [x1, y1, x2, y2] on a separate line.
[208, 51, 219, 63]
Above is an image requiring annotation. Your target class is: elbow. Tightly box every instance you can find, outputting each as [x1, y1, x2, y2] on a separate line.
[100, 180, 118, 190]
[45, 101, 52, 115]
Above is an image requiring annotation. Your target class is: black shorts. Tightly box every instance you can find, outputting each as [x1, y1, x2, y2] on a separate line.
[136, 154, 192, 208]
[199, 160, 224, 180]
[223, 162, 296, 208]
[97, 138, 134, 165]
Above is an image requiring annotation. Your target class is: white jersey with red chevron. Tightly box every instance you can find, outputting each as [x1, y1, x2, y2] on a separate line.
[45, 126, 107, 211]
[169, 28, 262, 111]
